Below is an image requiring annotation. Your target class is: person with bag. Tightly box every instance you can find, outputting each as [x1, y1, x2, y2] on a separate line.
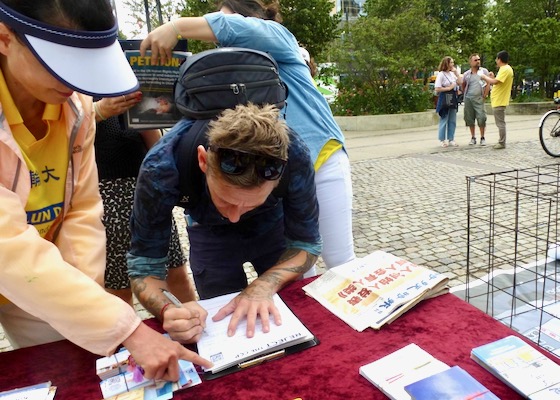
[435, 56, 463, 147]
[127, 103, 322, 342]
[93, 94, 195, 307]
[0, 0, 210, 380]
[139, 0, 355, 275]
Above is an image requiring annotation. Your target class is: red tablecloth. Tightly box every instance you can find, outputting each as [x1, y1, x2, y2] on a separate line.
[0, 278, 554, 399]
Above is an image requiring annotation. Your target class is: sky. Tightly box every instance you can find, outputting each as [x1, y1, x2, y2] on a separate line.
[113, 0, 142, 38]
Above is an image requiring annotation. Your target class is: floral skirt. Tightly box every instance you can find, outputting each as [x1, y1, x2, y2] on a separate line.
[99, 177, 186, 289]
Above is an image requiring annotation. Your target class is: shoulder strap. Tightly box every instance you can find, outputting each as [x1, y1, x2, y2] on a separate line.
[175, 119, 211, 208]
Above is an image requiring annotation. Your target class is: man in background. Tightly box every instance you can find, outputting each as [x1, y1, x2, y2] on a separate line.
[480, 51, 514, 149]
[462, 54, 491, 146]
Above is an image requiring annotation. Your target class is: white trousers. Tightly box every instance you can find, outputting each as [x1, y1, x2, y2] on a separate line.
[304, 149, 356, 277]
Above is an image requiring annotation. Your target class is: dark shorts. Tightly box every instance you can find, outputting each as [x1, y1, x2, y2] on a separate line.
[187, 219, 286, 299]
[100, 178, 186, 290]
[463, 96, 487, 127]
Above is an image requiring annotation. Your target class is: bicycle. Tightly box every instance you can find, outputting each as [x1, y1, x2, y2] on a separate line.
[539, 107, 560, 157]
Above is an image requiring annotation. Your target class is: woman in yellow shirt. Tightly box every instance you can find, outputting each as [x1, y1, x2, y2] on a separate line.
[0, 0, 209, 381]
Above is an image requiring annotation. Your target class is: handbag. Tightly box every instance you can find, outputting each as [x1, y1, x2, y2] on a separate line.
[440, 91, 456, 109]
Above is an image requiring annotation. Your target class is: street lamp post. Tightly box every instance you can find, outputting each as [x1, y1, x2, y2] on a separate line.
[143, 0, 152, 32]
[143, 0, 164, 32]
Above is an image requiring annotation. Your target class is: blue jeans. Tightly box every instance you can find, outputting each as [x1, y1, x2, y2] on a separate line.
[438, 108, 457, 141]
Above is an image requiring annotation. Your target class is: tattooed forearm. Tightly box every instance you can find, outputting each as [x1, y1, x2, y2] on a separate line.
[257, 271, 285, 288]
[257, 251, 318, 287]
[276, 250, 318, 274]
[277, 248, 302, 264]
[130, 276, 168, 318]
[130, 277, 147, 297]
[287, 252, 317, 274]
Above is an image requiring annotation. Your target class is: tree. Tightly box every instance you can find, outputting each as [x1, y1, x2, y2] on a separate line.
[428, 0, 488, 57]
[485, 0, 560, 98]
[331, 1, 441, 115]
[120, 0, 183, 37]
[176, 0, 216, 54]
[277, 0, 341, 59]
[364, 0, 487, 61]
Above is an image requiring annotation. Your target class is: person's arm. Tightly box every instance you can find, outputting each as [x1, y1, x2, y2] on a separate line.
[122, 322, 212, 381]
[129, 273, 207, 344]
[454, 67, 463, 87]
[434, 72, 455, 93]
[140, 12, 298, 67]
[140, 129, 163, 149]
[480, 71, 502, 86]
[461, 71, 468, 94]
[483, 70, 492, 98]
[140, 17, 217, 64]
[212, 249, 317, 338]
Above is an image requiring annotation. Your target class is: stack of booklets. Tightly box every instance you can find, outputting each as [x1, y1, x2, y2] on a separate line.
[96, 346, 201, 399]
[303, 251, 449, 331]
[471, 335, 560, 399]
[0, 381, 56, 399]
[359, 343, 498, 399]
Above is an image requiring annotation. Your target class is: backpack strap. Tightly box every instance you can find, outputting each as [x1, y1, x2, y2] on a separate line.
[175, 119, 211, 208]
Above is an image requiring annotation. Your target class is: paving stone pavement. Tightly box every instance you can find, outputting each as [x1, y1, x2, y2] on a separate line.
[1, 109, 556, 352]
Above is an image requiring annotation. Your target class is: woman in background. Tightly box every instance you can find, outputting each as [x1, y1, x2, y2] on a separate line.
[93, 93, 196, 306]
[434, 56, 463, 147]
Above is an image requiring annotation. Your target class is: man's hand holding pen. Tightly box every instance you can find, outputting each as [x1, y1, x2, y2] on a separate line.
[160, 289, 208, 344]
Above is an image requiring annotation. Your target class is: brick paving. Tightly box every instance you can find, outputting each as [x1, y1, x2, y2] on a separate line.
[1, 110, 554, 352]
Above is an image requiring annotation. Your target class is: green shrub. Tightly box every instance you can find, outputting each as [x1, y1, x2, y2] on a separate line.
[330, 81, 433, 116]
[511, 91, 549, 103]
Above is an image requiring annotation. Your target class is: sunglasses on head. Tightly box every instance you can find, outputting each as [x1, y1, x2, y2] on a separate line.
[208, 145, 287, 181]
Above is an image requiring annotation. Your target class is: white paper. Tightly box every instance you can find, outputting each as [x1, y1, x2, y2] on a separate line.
[197, 292, 314, 374]
[359, 343, 450, 400]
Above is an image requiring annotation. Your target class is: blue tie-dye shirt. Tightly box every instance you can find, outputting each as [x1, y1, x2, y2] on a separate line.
[127, 118, 322, 279]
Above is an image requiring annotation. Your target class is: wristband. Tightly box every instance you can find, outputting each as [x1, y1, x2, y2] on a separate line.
[93, 101, 107, 121]
[170, 20, 183, 40]
[160, 302, 173, 320]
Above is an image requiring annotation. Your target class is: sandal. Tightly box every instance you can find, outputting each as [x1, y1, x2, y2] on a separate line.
[441, 141, 448, 147]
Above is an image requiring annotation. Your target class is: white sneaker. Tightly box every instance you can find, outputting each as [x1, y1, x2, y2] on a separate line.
[449, 140, 458, 147]
[441, 140, 448, 147]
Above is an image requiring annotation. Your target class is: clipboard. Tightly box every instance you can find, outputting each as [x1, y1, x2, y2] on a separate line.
[201, 335, 320, 381]
[196, 292, 320, 381]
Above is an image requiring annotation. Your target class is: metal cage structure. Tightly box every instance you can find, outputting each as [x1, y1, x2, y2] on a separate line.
[464, 164, 560, 355]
